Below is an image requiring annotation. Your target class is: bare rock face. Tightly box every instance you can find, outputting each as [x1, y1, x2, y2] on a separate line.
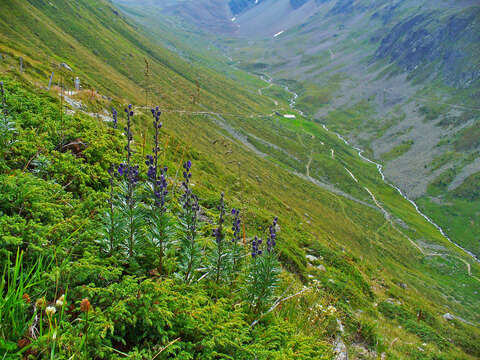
[375, 9, 480, 89]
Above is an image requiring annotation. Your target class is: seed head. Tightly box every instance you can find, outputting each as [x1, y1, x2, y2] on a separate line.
[35, 297, 46, 309]
[80, 298, 91, 313]
[22, 293, 31, 304]
[56, 295, 65, 307]
[45, 306, 56, 317]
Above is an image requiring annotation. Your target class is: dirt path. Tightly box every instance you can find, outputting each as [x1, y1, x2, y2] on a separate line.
[306, 149, 313, 177]
[263, 75, 480, 279]
[258, 75, 279, 106]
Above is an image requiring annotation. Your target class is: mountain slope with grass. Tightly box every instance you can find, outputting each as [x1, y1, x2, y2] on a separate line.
[1, 0, 480, 359]
[147, 0, 480, 259]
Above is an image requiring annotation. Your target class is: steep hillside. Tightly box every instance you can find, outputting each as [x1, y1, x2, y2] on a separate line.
[197, 0, 480, 259]
[0, 0, 269, 112]
[1, 0, 480, 359]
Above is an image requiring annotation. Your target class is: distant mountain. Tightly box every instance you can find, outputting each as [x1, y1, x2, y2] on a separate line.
[228, 0, 260, 15]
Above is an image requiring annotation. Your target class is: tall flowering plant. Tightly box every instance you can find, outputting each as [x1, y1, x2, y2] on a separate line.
[245, 217, 281, 312]
[116, 105, 144, 261]
[177, 160, 201, 283]
[111, 107, 118, 129]
[207, 192, 231, 283]
[98, 165, 125, 255]
[0, 81, 16, 163]
[230, 208, 243, 273]
[144, 107, 172, 274]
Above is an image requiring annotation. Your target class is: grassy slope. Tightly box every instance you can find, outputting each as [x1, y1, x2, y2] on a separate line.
[1, 0, 480, 358]
[224, 0, 480, 259]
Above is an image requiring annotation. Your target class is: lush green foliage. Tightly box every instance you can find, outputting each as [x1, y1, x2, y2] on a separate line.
[1, 0, 480, 358]
[0, 79, 334, 359]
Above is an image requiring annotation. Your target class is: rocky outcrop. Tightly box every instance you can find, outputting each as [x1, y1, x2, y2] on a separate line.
[228, 0, 265, 15]
[371, 2, 402, 25]
[328, 0, 354, 16]
[375, 7, 480, 88]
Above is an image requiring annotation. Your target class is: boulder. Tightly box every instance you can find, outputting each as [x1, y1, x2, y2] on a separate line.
[443, 313, 455, 321]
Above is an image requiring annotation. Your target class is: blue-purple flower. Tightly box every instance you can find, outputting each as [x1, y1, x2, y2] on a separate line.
[251, 236, 263, 257]
[145, 108, 169, 210]
[111, 107, 118, 129]
[212, 192, 225, 245]
[231, 208, 241, 243]
[267, 217, 278, 252]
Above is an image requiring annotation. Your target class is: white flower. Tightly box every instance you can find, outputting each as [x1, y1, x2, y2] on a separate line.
[45, 306, 56, 316]
[56, 295, 65, 307]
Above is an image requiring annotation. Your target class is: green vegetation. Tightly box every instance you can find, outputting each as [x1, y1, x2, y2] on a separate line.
[381, 140, 414, 161]
[419, 103, 449, 122]
[455, 121, 480, 152]
[323, 100, 374, 135]
[453, 172, 480, 201]
[0, 79, 333, 358]
[417, 195, 480, 259]
[1, 0, 480, 358]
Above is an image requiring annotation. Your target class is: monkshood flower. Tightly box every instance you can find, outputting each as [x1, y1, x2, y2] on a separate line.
[211, 192, 228, 283]
[118, 163, 139, 185]
[213, 192, 225, 244]
[178, 160, 200, 283]
[118, 105, 139, 186]
[156, 167, 168, 208]
[251, 236, 263, 258]
[180, 160, 195, 210]
[183, 160, 192, 186]
[151, 106, 162, 130]
[267, 217, 278, 252]
[111, 107, 118, 129]
[145, 107, 168, 209]
[124, 105, 134, 160]
[113, 105, 144, 258]
[231, 208, 241, 243]
[230, 207, 243, 272]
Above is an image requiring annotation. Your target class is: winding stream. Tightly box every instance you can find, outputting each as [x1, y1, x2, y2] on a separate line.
[272, 75, 480, 264]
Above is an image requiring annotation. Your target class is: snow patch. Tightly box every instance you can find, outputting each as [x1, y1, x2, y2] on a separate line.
[273, 30, 284, 38]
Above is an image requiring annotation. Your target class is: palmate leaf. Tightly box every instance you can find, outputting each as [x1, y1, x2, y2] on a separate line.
[205, 241, 233, 284]
[145, 206, 175, 245]
[245, 251, 281, 311]
[0, 115, 16, 152]
[176, 207, 202, 283]
[97, 207, 127, 255]
[111, 179, 148, 259]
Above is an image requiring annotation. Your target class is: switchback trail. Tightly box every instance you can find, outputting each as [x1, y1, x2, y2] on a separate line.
[253, 72, 480, 270]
